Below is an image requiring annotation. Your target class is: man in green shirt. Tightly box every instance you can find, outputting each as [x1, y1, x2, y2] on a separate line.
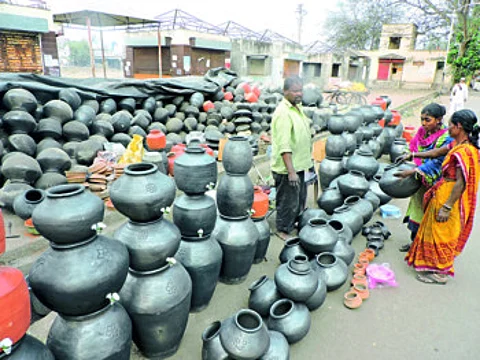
[271, 75, 313, 240]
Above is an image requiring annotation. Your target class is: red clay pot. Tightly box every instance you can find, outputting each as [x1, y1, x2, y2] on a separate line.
[224, 92, 234, 101]
[252, 186, 269, 219]
[203, 101, 215, 112]
[0, 267, 31, 345]
[146, 129, 166, 150]
[245, 93, 258, 103]
[344, 290, 362, 309]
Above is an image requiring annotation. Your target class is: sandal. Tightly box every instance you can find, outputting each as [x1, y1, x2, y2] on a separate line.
[398, 243, 411, 252]
[416, 272, 447, 285]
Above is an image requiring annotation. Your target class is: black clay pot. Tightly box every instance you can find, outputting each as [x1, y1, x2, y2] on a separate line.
[35, 118, 63, 140]
[299, 218, 338, 254]
[220, 310, 270, 360]
[358, 105, 376, 124]
[382, 126, 397, 155]
[175, 236, 223, 312]
[59, 88, 82, 111]
[36, 148, 71, 174]
[46, 303, 132, 360]
[274, 254, 318, 302]
[368, 137, 383, 159]
[337, 170, 370, 198]
[305, 271, 328, 311]
[174, 147, 217, 195]
[82, 99, 100, 114]
[92, 119, 115, 138]
[278, 237, 308, 264]
[253, 217, 271, 264]
[114, 218, 180, 272]
[3, 110, 37, 134]
[312, 252, 348, 291]
[3, 88, 38, 113]
[32, 184, 104, 244]
[29, 235, 129, 316]
[36, 138, 62, 156]
[12, 188, 45, 220]
[260, 330, 290, 360]
[317, 186, 343, 215]
[119, 97, 136, 113]
[327, 219, 353, 245]
[74, 105, 96, 128]
[8, 134, 37, 157]
[110, 110, 132, 133]
[119, 262, 192, 359]
[345, 147, 379, 180]
[34, 173, 67, 190]
[100, 98, 117, 114]
[216, 173, 254, 218]
[369, 174, 392, 205]
[389, 138, 408, 163]
[267, 299, 311, 344]
[222, 136, 253, 175]
[248, 276, 282, 317]
[298, 208, 328, 229]
[344, 195, 374, 224]
[328, 114, 345, 135]
[342, 132, 357, 155]
[0, 181, 33, 211]
[2, 152, 42, 184]
[319, 156, 344, 190]
[364, 190, 381, 210]
[0, 334, 54, 360]
[201, 321, 229, 360]
[211, 215, 258, 284]
[332, 237, 355, 266]
[331, 204, 363, 236]
[173, 194, 217, 238]
[63, 121, 90, 142]
[325, 134, 346, 158]
[110, 162, 176, 222]
[379, 162, 421, 198]
[43, 100, 73, 124]
[343, 111, 363, 133]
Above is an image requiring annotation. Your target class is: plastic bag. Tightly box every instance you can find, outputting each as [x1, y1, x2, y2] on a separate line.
[366, 263, 398, 289]
[118, 134, 144, 165]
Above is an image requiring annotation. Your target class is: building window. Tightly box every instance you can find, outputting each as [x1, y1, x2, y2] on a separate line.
[412, 61, 425, 66]
[332, 64, 340, 77]
[302, 63, 321, 78]
[389, 37, 401, 49]
[248, 58, 266, 75]
[436, 61, 445, 70]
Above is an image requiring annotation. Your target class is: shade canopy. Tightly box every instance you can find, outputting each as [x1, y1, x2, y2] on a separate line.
[53, 10, 158, 29]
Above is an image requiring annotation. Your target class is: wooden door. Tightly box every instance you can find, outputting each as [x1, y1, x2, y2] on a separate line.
[377, 62, 390, 80]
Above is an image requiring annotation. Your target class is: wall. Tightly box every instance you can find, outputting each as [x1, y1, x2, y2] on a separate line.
[0, 31, 42, 73]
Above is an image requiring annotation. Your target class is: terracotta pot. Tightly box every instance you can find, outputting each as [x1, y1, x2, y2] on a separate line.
[353, 283, 370, 300]
[362, 249, 376, 261]
[351, 274, 369, 287]
[353, 263, 366, 276]
[252, 186, 269, 219]
[146, 129, 166, 150]
[344, 290, 362, 309]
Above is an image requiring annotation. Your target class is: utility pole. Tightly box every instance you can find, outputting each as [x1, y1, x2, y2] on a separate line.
[296, 4, 307, 44]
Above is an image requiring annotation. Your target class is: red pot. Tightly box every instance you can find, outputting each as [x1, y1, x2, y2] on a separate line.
[199, 144, 215, 158]
[390, 110, 402, 126]
[146, 129, 166, 150]
[251, 85, 261, 98]
[0, 209, 5, 255]
[168, 144, 187, 176]
[203, 100, 215, 112]
[238, 82, 251, 94]
[245, 92, 258, 103]
[371, 97, 387, 110]
[252, 186, 269, 219]
[0, 267, 31, 346]
[224, 92, 233, 101]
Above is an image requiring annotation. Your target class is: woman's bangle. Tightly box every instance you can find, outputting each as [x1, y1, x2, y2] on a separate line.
[442, 204, 452, 211]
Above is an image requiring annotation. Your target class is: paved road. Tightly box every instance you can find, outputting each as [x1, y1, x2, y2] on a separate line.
[21, 91, 480, 359]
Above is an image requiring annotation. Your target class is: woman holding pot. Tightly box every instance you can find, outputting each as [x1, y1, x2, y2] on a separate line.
[396, 103, 453, 252]
[398, 109, 479, 284]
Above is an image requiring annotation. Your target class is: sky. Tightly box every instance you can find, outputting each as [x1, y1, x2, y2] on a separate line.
[46, 0, 338, 45]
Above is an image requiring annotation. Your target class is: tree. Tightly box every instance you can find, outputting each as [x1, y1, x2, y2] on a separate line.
[68, 40, 90, 67]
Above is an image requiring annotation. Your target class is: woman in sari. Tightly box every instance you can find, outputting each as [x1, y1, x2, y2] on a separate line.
[398, 109, 479, 284]
[398, 103, 453, 252]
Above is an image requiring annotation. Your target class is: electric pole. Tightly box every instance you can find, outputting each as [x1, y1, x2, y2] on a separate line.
[296, 4, 307, 44]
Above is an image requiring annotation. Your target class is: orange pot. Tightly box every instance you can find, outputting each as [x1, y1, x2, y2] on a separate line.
[362, 249, 376, 262]
[203, 100, 215, 112]
[245, 92, 258, 103]
[224, 92, 233, 101]
[353, 283, 370, 300]
[252, 186, 269, 219]
[371, 97, 387, 110]
[353, 263, 366, 275]
[351, 274, 369, 287]
[146, 129, 166, 150]
[344, 290, 362, 309]
[0, 267, 31, 346]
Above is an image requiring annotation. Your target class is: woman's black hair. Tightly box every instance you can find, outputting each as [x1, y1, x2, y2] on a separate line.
[421, 103, 446, 119]
[451, 109, 480, 149]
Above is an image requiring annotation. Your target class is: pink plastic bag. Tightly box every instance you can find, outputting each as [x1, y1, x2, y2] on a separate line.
[366, 263, 398, 289]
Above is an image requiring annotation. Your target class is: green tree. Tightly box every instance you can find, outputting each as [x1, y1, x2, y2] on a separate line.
[68, 40, 90, 67]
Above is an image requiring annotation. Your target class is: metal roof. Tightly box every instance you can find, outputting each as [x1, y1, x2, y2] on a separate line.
[53, 10, 158, 29]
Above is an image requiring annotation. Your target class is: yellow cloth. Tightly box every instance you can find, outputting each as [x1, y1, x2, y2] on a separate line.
[118, 134, 144, 165]
[270, 98, 312, 174]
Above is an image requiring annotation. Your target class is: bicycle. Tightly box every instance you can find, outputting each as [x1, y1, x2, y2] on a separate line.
[322, 88, 350, 105]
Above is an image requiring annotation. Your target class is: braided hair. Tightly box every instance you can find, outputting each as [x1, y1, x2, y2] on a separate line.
[451, 109, 480, 149]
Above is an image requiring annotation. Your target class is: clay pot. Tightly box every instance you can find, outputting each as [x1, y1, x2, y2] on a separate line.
[43, 100, 73, 124]
[3, 88, 37, 113]
[248, 276, 282, 317]
[59, 88, 82, 111]
[332, 237, 355, 266]
[173, 194, 217, 238]
[299, 218, 338, 254]
[0, 334, 54, 359]
[174, 146, 217, 195]
[274, 255, 318, 302]
[389, 138, 408, 163]
[379, 162, 421, 198]
[344, 195, 374, 224]
[216, 174, 254, 218]
[109, 162, 176, 222]
[345, 147, 379, 180]
[46, 303, 132, 360]
[328, 115, 345, 134]
[146, 129, 166, 150]
[201, 321, 229, 360]
[325, 134, 346, 157]
[337, 170, 370, 198]
[222, 136, 253, 175]
[260, 331, 290, 360]
[32, 184, 104, 244]
[319, 156, 344, 190]
[35, 118, 63, 140]
[317, 186, 344, 215]
[113, 218, 180, 271]
[344, 290, 362, 309]
[357, 105, 376, 124]
[253, 217, 271, 264]
[7, 135, 36, 157]
[278, 237, 308, 264]
[119, 262, 192, 359]
[312, 252, 348, 291]
[12, 188, 45, 220]
[252, 186, 269, 219]
[304, 272, 328, 311]
[267, 299, 311, 344]
[36, 148, 71, 174]
[3, 110, 37, 134]
[0, 182, 34, 211]
[74, 105, 96, 127]
[353, 283, 369, 300]
[369, 174, 392, 205]
[63, 121, 90, 142]
[29, 235, 129, 316]
[298, 208, 328, 229]
[343, 111, 363, 133]
[331, 204, 363, 236]
[351, 274, 369, 287]
[342, 132, 357, 155]
[327, 219, 353, 245]
[175, 236, 223, 312]
[110, 111, 132, 133]
[364, 190, 381, 210]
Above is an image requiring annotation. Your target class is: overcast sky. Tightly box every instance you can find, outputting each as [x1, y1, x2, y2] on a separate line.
[47, 0, 338, 44]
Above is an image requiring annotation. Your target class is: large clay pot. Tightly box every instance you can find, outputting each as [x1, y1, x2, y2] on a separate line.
[274, 255, 318, 302]
[222, 136, 253, 175]
[260, 330, 290, 360]
[382, 126, 397, 154]
[317, 186, 343, 215]
[344, 195, 374, 224]
[174, 147, 217, 195]
[248, 276, 282, 317]
[325, 134, 346, 157]
[109, 162, 176, 222]
[345, 147, 379, 179]
[219, 309, 270, 360]
[201, 321, 229, 360]
[32, 184, 104, 244]
[36, 148, 71, 174]
[332, 237, 355, 266]
[35, 118, 63, 140]
[253, 217, 270, 264]
[368, 137, 382, 159]
[327, 219, 353, 245]
[173, 194, 217, 238]
[327, 115, 345, 134]
[299, 218, 337, 254]
[0, 267, 31, 346]
[216, 174, 254, 218]
[146, 129, 166, 150]
[357, 105, 376, 124]
[3, 88, 37, 113]
[34, 173, 67, 190]
[342, 132, 357, 155]
[36, 138, 62, 157]
[74, 105, 96, 127]
[267, 299, 311, 344]
[29, 235, 129, 316]
[43, 100, 73, 124]
[0, 334, 54, 359]
[389, 137, 408, 163]
[211, 215, 258, 284]
[119, 261, 192, 359]
[1, 152, 42, 184]
[343, 111, 363, 133]
[59, 88, 82, 111]
[113, 218, 180, 271]
[3, 110, 37, 134]
[298, 208, 328, 229]
[175, 237, 223, 312]
[46, 303, 132, 360]
[12, 188, 45, 220]
[312, 252, 348, 291]
[8, 134, 37, 157]
[278, 237, 308, 264]
[379, 162, 421, 198]
[364, 190, 381, 210]
[62, 121, 90, 142]
[337, 170, 370, 198]
[369, 174, 392, 205]
[319, 156, 344, 190]
[331, 204, 363, 236]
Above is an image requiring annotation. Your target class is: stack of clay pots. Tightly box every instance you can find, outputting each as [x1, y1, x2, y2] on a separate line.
[27, 184, 132, 359]
[211, 136, 259, 284]
[172, 145, 223, 312]
[110, 162, 192, 359]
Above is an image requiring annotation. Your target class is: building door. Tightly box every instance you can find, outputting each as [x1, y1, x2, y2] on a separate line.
[283, 60, 300, 78]
[377, 62, 390, 80]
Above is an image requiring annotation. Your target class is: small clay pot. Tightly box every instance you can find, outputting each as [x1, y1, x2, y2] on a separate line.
[344, 290, 362, 309]
[353, 283, 370, 300]
[351, 274, 369, 287]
